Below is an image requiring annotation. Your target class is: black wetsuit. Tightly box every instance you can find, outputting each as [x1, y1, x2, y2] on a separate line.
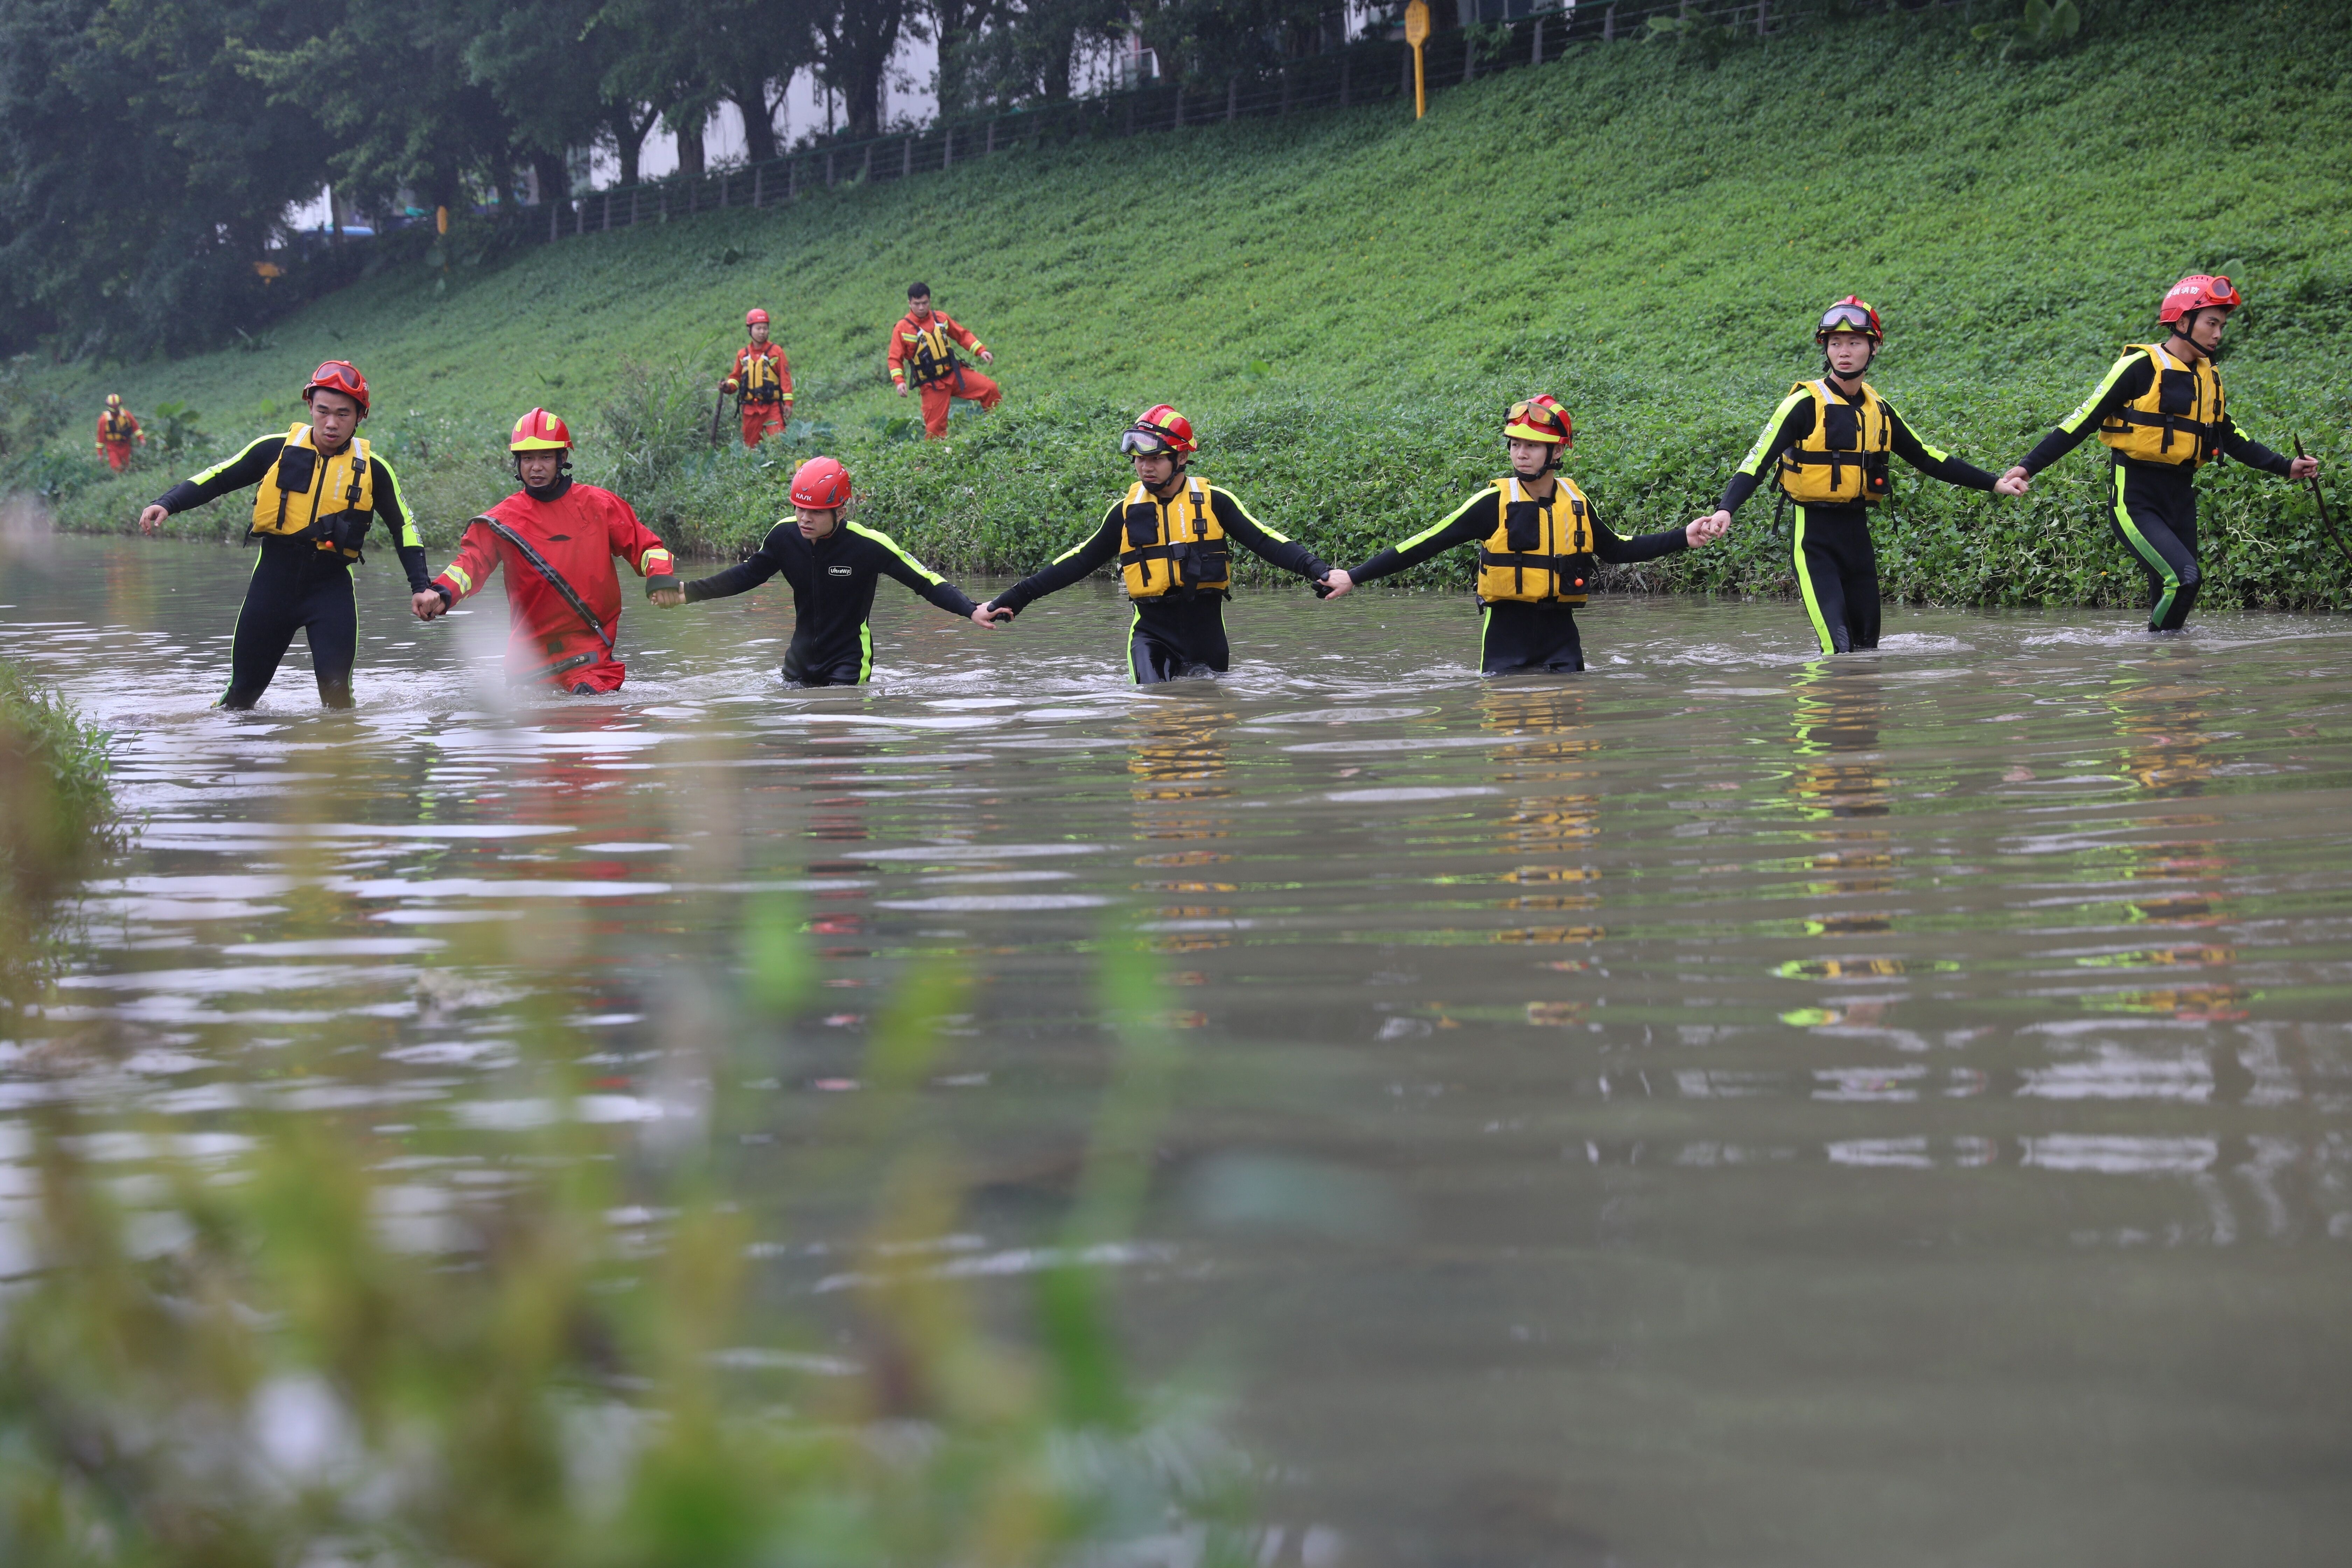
[991, 478, 1328, 684]
[152, 434, 431, 709]
[1722, 383, 1997, 654]
[1349, 480, 1689, 674]
[2016, 345, 2293, 631]
[681, 518, 975, 686]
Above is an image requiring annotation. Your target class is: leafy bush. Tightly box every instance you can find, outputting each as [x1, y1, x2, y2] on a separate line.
[0, 662, 113, 999]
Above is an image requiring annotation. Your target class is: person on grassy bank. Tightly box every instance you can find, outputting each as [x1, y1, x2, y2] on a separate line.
[1997, 274, 2319, 634]
[976, 405, 1339, 685]
[136, 360, 433, 710]
[888, 282, 1000, 440]
[651, 456, 992, 686]
[1692, 298, 2024, 656]
[95, 394, 143, 472]
[1321, 395, 1727, 674]
[723, 308, 793, 447]
[411, 409, 675, 694]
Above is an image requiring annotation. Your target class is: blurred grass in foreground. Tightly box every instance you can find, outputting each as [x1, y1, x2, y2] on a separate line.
[0, 875, 1253, 1565]
[0, 661, 114, 1005]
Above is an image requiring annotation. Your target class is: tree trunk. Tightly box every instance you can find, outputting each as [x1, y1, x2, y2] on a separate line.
[674, 107, 707, 179]
[732, 79, 782, 164]
[531, 150, 570, 225]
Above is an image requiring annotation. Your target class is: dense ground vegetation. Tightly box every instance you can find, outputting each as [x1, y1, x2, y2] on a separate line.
[0, 661, 112, 999]
[15, 0, 2352, 610]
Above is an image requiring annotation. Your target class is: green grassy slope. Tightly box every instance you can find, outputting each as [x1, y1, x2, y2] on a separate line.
[22, 0, 2352, 611]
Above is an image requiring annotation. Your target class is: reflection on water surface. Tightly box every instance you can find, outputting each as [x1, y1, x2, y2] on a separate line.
[7, 535, 2352, 1566]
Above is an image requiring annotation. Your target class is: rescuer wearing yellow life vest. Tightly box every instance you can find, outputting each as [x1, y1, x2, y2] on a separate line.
[1996, 274, 2319, 633]
[1692, 298, 2022, 656]
[975, 405, 1342, 684]
[723, 308, 793, 447]
[136, 360, 433, 710]
[95, 393, 144, 471]
[1323, 396, 1724, 673]
[888, 282, 1000, 439]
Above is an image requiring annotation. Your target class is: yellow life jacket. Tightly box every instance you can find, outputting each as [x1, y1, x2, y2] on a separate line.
[741, 345, 783, 401]
[248, 423, 376, 559]
[2098, 343, 2225, 467]
[101, 408, 134, 441]
[906, 319, 961, 387]
[1118, 476, 1228, 599]
[1476, 475, 1596, 605]
[1776, 379, 1892, 506]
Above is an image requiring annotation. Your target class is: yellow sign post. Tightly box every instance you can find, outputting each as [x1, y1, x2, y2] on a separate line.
[1404, 0, 1430, 119]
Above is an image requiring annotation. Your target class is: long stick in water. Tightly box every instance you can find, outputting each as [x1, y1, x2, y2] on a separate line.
[708, 388, 727, 448]
[2294, 436, 2352, 572]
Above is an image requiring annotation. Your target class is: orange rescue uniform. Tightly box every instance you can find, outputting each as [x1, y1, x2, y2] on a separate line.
[888, 309, 1001, 439]
[430, 479, 674, 692]
[96, 408, 143, 471]
[726, 340, 793, 448]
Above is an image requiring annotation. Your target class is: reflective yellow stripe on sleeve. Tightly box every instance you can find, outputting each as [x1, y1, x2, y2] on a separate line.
[444, 564, 474, 596]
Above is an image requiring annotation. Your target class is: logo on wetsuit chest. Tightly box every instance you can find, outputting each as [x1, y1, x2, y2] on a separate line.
[828, 565, 852, 576]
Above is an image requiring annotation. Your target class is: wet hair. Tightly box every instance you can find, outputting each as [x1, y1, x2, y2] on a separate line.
[908, 281, 930, 300]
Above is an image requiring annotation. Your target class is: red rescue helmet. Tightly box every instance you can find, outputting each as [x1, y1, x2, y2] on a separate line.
[791, 456, 852, 509]
[105, 392, 122, 409]
[302, 359, 371, 416]
[1120, 404, 1197, 457]
[746, 307, 770, 326]
[2160, 273, 2240, 324]
[1503, 394, 1573, 446]
[509, 408, 574, 451]
[1815, 296, 1884, 344]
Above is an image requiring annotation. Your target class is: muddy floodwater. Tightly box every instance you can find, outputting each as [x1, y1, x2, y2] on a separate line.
[6, 533, 2352, 1566]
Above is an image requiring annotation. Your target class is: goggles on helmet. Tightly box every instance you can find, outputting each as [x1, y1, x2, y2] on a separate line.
[1818, 303, 1878, 336]
[1120, 426, 1177, 456]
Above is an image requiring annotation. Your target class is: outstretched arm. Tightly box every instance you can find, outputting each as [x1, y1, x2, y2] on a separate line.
[2216, 416, 2302, 479]
[1885, 407, 1999, 493]
[1690, 391, 1814, 534]
[677, 523, 792, 604]
[2015, 350, 2153, 478]
[370, 457, 434, 593]
[1348, 487, 1499, 588]
[982, 504, 1124, 619]
[856, 522, 981, 619]
[414, 519, 501, 620]
[1208, 488, 1328, 582]
[140, 433, 282, 533]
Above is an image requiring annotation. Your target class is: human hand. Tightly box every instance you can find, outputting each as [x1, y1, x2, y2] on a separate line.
[979, 349, 994, 364]
[895, 382, 908, 398]
[138, 504, 168, 535]
[1995, 465, 2032, 498]
[975, 601, 1016, 625]
[968, 603, 1002, 628]
[2289, 455, 2320, 482]
[649, 587, 685, 609]
[412, 590, 448, 621]
[1685, 513, 1729, 546]
[1315, 569, 1354, 599]
[721, 379, 737, 394]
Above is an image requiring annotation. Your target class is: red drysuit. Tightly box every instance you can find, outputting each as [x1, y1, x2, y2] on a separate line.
[432, 480, 674, 691]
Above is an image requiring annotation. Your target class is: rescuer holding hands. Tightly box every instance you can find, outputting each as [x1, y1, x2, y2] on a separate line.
[137, 360, 433, 710]
[1325, 395, 1726, 674]
[1997, 274, 2318, 634]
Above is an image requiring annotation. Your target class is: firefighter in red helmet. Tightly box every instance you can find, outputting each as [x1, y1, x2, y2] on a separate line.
[1693, 296, 2021, 656]
[136, 360, 433, 709]
[2000, 274, 2318, 633]
[888, 282, 1000, 439]
[95, 393, 144, 471]
[652, 456, 993, 686]
[412, 408, 676, 694]
[976, 405, 1344, 684]
[1329, 395, 1725, 674]
[723, 307, 793, 447]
